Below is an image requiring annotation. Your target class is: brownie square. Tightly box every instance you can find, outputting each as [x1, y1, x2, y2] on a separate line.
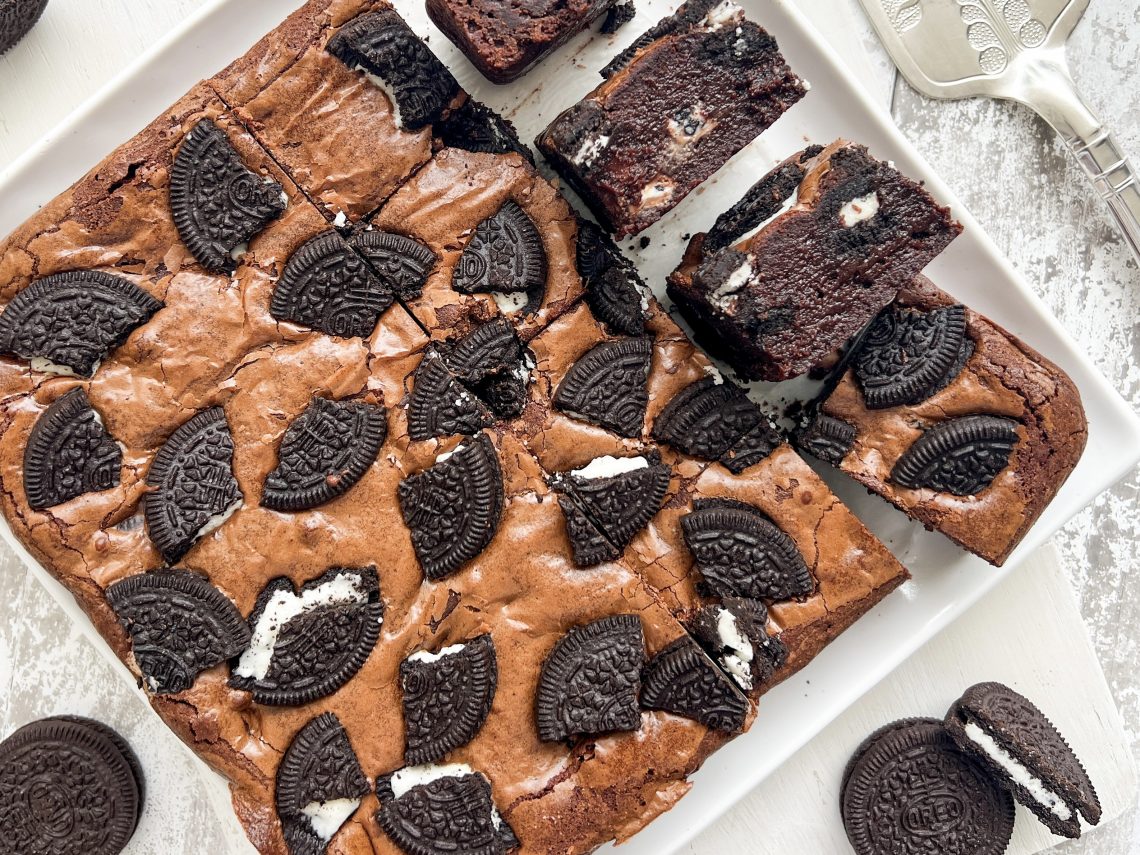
[536, 0, 807, 236]
[796, 276, 1088, 565]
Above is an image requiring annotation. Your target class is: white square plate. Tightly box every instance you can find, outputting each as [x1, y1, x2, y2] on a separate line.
[1, 0, 1137, 852]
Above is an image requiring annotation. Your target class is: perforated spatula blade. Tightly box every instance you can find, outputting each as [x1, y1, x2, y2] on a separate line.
[857, 0, 1140, 265]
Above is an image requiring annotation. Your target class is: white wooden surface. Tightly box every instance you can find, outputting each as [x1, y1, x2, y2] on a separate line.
[1, 0, 1139, 853]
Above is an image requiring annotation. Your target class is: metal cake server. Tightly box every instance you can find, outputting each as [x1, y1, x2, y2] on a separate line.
[856, 0, 1140, 265]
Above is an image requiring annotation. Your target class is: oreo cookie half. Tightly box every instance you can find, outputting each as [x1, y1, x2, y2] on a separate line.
[0, 716, 142, 855]
[327, 10, 459, 130]
[689, 598, 787, 693]
[24, 388, 121, 509]
[453, 201, 547, 297]
[680, 498, 813, 601]
[575, 220, 648, 337]
[144, 407, 241, 563]
[348, 230, 437, 303]
[262, 397, 387, 511]
[398, 433, 505, 580]
[842, 718, 1014, 855]
[535, 614, 644, 742]
[891, 415, 1019, 496]
[0, 270, 163, 377]
[170, 119, 286, 272]
[946, 682, 1101, 839]
[640, 636, 748, 732]
[377, 767, 518, 855]
[106, 569, 250, 694]
[230, 567, 384, 706]
[553, 338, 652, 437]
[400, 634, 498, 765]
[276, 713, 371, 855]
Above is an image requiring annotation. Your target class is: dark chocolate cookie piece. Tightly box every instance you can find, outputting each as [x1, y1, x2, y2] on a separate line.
[793, 414, 857, 466]
[854, 304, 972, 409]
[473, 369, 529, 420]
[946, 682, 1100, 839]
[327, 10, 459, 130]
[891, 415, 1019, 496]
[24, 388, 121, 509]
[555, 491, 622, 566]
[719, 420, 783, 474]
[436, 99, 534, 164]
[377, 770, 516, 855]
[536, 614, 644, 742]
[600, 0, 635, 33]
[681, 498, 813, 601]
[0, 0, 49, 55]
[553, 338, 652, 437]
[0, 270, 163, 377]
[106, 569, 250, 694]
[170, 119, 286, 272]
[398, 433, 504, 580]
[348, 230, 437, 302]
[689, 597, 787, 692]
[229, 567, 383, 706]
[277, 713, 371, 855]
[576, 220, 648, 337]
[453, 201, 547, 297]
[652, 377, 773, 466]
[401, 634, 498, 765]
[0, 716, 141, 855]
[842, 718, 1015, 855]
[144, 407, 241, 563]
[263, 398, 387, 511]
[640, 636, 748, 732]
[408, 352, 494, 441]
[440, 318, 522, 384]
[270, 230, 393, 339]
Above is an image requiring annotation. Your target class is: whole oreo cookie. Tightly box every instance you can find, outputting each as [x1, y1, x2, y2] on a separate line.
[0, 716, 142, 855]
[640, 636, 748, 732]
[24, 388, 121, 509]
[891, 415, 1019, 496]
[553, 337, 652, 437]
[535, 614, 644, 742]
[945, 682, 1101, 839]
[0, 270, 163, 377]
[842, 718, 1014, 855]
[453, 201, 547, 297]
[170, 119, 286, 272]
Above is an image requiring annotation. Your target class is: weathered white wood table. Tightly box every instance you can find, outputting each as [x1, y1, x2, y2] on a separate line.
[1, 0, 1137, 853]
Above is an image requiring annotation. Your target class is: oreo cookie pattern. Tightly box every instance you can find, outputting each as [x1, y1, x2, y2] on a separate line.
[144, 407, 241, 563]
[262, 398, 387, 511]
[230, 567, 384, 706]
[400, 634, 498, 765]
[640, 636, 748, 732]
[327, 10, 459, 130]
[793, 414, 857, 466]
[681, 498, 813, 601]
[576, 220, 648, 337]
[553, 338, 652, 437]
[276, 713, 371, 855]
[106, 569, 250, 694]
[535, 614, 644, 742]
[436, 99, 534, 163]
[349, 230, 437, 302]
[398, 433, 505, 579]
[23, 388, 121, 509]
[0, 717, 141, 855]
[854, 304, 973, 409]
[407, 352, 494, 441]
[170, 119, 286, 272]
[0, 270, 162, 377]
[842, 718, 1014, 855]
[891, 415, 1019, 496]
[453, 201, 548, 298]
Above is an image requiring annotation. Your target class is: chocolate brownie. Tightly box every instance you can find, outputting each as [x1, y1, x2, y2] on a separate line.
[427, 0, 626, 84]
[796, 276, 1087, 565]
[536, 0, 807, 236]
[667, 141, 962, 380]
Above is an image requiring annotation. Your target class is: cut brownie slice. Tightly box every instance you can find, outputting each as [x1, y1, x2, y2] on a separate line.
[667, 141, 962, 381]
[536, 0, 807, 236]
[427, 0, 627, 84]
[795, 276, 1088, 566]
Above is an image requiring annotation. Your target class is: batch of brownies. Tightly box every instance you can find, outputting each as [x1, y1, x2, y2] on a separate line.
[0, 0, 1088, 853]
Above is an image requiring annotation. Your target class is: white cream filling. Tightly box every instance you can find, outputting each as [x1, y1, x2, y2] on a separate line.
[698, 0, 744, 31]
[197, 498, 243, 539]
[572, 134, 610, 168]
[228, 242, 249, 262]
[389, 764, 503, 829]
[638, 179, 675, 209]
[732, 188, 799, 248]
[407, 642, 467, 664]
[716, 608, 754, 690]
[710, 259, 754, 308]
[839, 192, 880, 227]
[492, 291, 531, 313]
[301, 798, 360, 842]
[332, 211, 349, 229]
[703, 364, 725, 385]
[357, 65, 403, 128]
[963, 722, 1073, 822]
[234, 571, 371, 681]
[572, 455, 649, 480]
[435, 447, 457, 464]
[29, 357, 90, 377]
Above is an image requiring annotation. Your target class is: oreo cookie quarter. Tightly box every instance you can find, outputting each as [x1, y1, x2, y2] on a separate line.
[842, 718, 1014, 855]
[24, 387, 122, 509]
[453, 201, 547, 299]
[553, 338, 652, 438]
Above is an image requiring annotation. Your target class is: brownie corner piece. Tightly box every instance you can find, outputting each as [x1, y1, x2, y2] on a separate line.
[667, 140, 962, 381]
[427, 0, 621, 84]
[536, 0, 806, 236]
